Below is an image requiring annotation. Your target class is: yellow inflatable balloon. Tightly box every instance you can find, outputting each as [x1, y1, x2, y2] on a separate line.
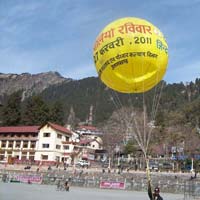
[93, 17, 168, 93]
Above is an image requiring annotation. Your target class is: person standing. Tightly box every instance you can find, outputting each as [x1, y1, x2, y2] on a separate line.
[148, 181, 163, 200]
[64, 181, 69, 191]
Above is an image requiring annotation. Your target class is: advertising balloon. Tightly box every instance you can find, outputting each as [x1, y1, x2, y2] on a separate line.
[93, 17, 168, 93]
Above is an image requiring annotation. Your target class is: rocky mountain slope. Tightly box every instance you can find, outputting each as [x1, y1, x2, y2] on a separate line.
[0, 71, 71, 101]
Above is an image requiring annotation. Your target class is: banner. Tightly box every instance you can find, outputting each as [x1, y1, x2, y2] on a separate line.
[16, 175, 42, 183]
[100, 181, 125, 190]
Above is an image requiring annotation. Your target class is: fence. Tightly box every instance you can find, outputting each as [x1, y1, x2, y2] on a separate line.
[184, 180, 200, 200]
[2, 169, 200, 198]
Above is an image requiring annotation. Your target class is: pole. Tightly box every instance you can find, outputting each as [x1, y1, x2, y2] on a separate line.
[146, 158, 154, 200]
[108, 157, 111, 169]
[191, 158, 194, 172]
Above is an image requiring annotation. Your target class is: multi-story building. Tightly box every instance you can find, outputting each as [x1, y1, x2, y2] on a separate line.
[0, 122, 80, 165]
[76, 125, 105, 161]
[0, 126, 39, 163]
[35, 122, 80, 164]
[79, 136, 103, 161]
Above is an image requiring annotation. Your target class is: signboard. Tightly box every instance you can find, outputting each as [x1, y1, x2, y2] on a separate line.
[100, 181, 125, 190]
[16, 175, 42, 183]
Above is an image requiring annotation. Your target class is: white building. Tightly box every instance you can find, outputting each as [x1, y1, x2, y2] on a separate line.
[0, 122, 80, 165]
[35, 122, 80, 164]
[78, 134, 103, 161]
[75, 125, 103, 136]
[79, 136, 103, 150]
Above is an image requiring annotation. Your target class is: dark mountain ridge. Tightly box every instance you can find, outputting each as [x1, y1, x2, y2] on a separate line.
[40, 76, 200, 125]
[0, 71, 199, 127]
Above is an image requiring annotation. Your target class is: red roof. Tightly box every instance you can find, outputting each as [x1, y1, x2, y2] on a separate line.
[46, 122, 72, 135]
[0, 126, 40, 133]
[78, 125, 98, 131]
[79, 139, 94, 145]
[0, 123, 72, 135]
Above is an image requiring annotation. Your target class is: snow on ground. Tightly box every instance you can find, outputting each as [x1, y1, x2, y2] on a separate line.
[0, 182, 183, 200]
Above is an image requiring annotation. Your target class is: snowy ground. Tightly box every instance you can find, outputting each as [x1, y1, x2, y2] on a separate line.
[0, 182, 184, 200]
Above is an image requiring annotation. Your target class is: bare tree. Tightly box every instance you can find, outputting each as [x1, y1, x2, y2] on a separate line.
[101, 106, 154, 164]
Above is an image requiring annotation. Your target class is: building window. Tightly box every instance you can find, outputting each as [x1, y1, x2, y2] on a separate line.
[23, 142, 28, 148]
[63, 145, 69, 150]
[15, 142, 21, 148]
[41, 155, 48, 160]
[42, 143, 50, 148]
[30, 142, 36, 148]
[43, 132, 51, 137]
[65, 136, 69, 142]
[8, 142, 13, 148]
[56, 145, 61, 149]
[56, 156, 60, 161]
[1, 142, 6, 148]
[57, 134, 62, 139]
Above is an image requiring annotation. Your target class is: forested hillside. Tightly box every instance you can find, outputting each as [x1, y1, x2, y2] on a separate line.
[0, 76, 199, 131]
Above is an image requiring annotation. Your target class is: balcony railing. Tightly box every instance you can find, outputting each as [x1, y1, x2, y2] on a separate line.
[0, 136, 38, 141]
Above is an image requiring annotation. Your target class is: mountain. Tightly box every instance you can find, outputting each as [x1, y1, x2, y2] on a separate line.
[39, 77, 200, 125]
[40, 77, 115, 123]
[0, 71, 71, 102]
[0, 71, 199, 127]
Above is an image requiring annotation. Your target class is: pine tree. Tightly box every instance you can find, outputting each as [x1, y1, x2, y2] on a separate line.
[2, 91, 22, 126]
[49, 101, 64, 125]
[22, 95, 49, 125]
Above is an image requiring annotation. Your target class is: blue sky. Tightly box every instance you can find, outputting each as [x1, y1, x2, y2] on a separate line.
[0, 0, 200, 83]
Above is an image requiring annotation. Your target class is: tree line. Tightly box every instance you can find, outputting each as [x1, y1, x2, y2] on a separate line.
[0, 91, 65, 126]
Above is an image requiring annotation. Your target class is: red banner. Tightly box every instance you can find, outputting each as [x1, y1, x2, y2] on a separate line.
[100, 181, 125, 190]
[16, 175, 42, 183]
